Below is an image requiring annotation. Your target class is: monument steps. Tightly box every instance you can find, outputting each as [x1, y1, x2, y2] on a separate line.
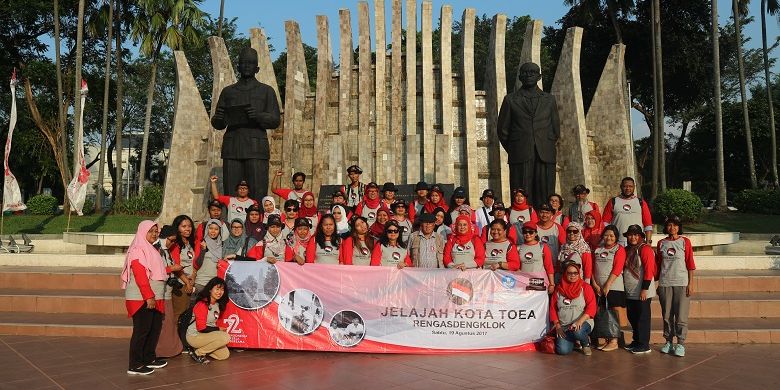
[621, 317, 780, 344]
[0, 312, 130, 338]
[0, 289, 125, 315]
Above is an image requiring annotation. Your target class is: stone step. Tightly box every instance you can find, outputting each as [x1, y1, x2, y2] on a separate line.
[0, 266, 121, 290]
[620, 317, 780, 344]
[0, 254, 125, 268]
[695, 255, 780, 270]
[0, 289, 125, 315]
[648, 292, 780, 319]
[695, 270, 780, 293]
[0, 312, 131, 338]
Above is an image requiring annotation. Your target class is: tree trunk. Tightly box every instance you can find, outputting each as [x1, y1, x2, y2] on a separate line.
[654, 0, 666, 193]
[53, 0, 70, 208]
[733, 0, 757, 189]
[138, 58, 158, 195]
[650, 0, 659, 199]
[606, 0, 623, 44]
[713, 0, 728, 210]
[72, 0, 86, 177]
[762, 0, 779, 187]
[114, 0, 125, 202]
[96, 0, 114, 212]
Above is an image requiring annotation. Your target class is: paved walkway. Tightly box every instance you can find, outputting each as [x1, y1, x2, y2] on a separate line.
[0, 336, 776, 389]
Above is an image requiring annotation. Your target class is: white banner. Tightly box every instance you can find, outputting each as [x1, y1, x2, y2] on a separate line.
[67, 80, 90, 215]
[3, 69, 26, 212]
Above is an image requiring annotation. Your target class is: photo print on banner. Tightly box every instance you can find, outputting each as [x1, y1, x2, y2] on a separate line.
[278, 289, 324, 336]
[225, 261, 280, 310]
[328, 310, 366, 348]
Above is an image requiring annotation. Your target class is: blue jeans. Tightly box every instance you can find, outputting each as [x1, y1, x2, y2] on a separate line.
[555, 322, 592, 355]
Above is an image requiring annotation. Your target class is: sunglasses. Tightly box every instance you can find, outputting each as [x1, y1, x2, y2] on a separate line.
[567, 230, 580, 234]
[522, 230, 536, 234]
[286, 207, 298, 211]
[386, 229, 400, 234]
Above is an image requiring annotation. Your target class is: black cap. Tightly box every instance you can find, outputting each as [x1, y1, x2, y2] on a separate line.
[489, 201, 506, 216]
[572, 184, 590, 195]
[236, 180, 250, 189]
[391, 200, 407, 210]
[453, 187, 466, 198]
[365, 182, 379, 190]
[332, 190, 346, 198]
[418, 213, 436, 224]
[267, 214, 284, 227]
[512, 188, 528, 197]
[294, 217, 312, 229]
[623, 224, 645, 238]
[429, 184, 443, 194]
[538, 203, 554, 212]
[347, 165, 363, 174]
[415, 181, 429, 191]
[480, 189, 495, 200]
[207, 200, 222, 209]
[160, 225, 177, 238]
[246, 204, 261, 214]
[381, 182, 399, 193]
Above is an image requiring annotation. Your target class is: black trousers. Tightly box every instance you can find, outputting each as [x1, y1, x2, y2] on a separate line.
[129, 307, 163, 369]
[508, 148, 555, 209]
[626, 298, 652, 349]
[223, 158, 269, 200]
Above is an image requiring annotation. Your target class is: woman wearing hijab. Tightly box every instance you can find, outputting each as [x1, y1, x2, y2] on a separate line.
[369, 208, 391, 239]
[122, 221, 182, 375]
[287, 217, 312, 265]
[306, 214, 342, 264]
[443, 215, 486, 270]
[582, 211, 603, 252]
[557, 222, 593, 284]
[299, 191, 321, 230]
[592, 224, 626, 352]
[370, 220, 412, 268]
[244, 205, 266, 248]
[223, 219, 248, 259]
[550, 261, 597, 356]
[483, 219, 520, 271]
[331, 205, 351, 237]
[423, 185, 448, 215]
[247, 215, 289, 263]
[261, 196, 283, 224]
[509, 188, 538, 225]
[341, 216, 375, 266]
[192, 220, 223, 298]
[517, 222, 555, 293]
[355, 182, 382, 226]
[432, 207, 452, 241]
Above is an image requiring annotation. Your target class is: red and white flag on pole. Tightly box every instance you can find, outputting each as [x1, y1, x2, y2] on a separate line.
[67, 79, 90, 215]
[3, 69, 26, 212]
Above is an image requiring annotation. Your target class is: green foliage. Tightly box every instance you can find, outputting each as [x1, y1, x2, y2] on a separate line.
[1, 214, 146, 234]
[733, 189, 780, 214]
[26, 194, 59, 215]
[112, 184, 163, 215]
[82, 197, 95, 215]
[653, 189, 704, 222]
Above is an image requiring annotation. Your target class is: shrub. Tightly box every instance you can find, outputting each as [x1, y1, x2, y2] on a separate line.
[652, 189, 704, 223]
[732, 189, 780, 214]
[26, 194, 58, 215]
[113, 185, 164, 215]
[82, 197, 95, 215]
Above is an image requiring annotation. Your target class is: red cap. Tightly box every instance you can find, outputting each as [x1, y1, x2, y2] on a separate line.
[522, 221, 538, 231]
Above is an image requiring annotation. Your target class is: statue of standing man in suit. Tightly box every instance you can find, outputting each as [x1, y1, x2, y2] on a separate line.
[497, 62, 560, 208]
[211, 47, 281, 199]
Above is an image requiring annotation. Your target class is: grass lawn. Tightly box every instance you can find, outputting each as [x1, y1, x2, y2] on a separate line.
[0, 214, 148, 234]
[685, 212, 780, 234]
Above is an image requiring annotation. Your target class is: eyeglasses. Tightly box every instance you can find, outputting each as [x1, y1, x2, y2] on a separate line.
[567, 230, 580, 234]
[522, 230, 536, 235]
[286, 207, 298, 212]
[566, 271, 580, 276]
[386, 229, 400, 234]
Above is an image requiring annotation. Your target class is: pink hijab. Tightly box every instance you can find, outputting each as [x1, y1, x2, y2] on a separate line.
[121, 220, 167, 289]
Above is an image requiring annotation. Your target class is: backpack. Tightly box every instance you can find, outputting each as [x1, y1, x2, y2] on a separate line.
[177, 302, 198, 350]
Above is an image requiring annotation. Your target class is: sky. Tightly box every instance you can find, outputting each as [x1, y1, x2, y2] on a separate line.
[199, 1, 780, 139]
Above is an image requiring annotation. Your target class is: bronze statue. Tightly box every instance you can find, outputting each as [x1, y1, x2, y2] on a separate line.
[497, 62, 560, 208]
[211, 47, 281, 199]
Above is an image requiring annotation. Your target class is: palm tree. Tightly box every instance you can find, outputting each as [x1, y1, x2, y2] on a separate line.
[90, 0, 115, 212]
[72, 0, 86, 178]
[713, 0, 727, 210]
[651, 0, 666, 198]
[114, 0, 126, 202]
[734, 0, 758, 189]
[761, 0, 779, 187]
[563, 0, 635, 43]
[53, 0, 67, 185]
[132, 0, 205, 194]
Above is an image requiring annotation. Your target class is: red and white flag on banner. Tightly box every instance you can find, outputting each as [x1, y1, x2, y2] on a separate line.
[3, 69, 26, 212]
[66, 79, 90, 215]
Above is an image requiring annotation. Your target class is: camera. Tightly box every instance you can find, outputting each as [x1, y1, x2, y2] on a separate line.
[166, 276, 184, 289]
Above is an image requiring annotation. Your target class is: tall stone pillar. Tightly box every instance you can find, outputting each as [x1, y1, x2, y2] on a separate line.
[405, 0, 420, 182]
[339, 9, 355, 167]
[390, 0, 403, 182]
[374, 0, 389, 184]
[436, 4, 454, 184]
[461, 8, 479, 205]
[358, 2, 374, 181]
[551, 27, 591, 203]
[517, 19, 543, 91]
[485, 14, 510, 201]
[207, 37, 236, 191]
[421, 1, 435, 183]
[313, 15, 334, 196]
[283, 21, 310, 178]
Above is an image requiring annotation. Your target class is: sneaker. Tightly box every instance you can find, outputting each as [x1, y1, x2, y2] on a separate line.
[146, 359, 168, 369]
[127, 366, 154, 375]
[631, 346, 652, 354]
[582, 346, 593, 356]
[624, 342, 639, 351]
[190, 352, 210, 365]
[660, 342, 673, 354]
[673, 344, 686, 357]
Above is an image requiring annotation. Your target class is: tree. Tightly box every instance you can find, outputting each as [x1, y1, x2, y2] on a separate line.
[562, 0, 635, 43]
[131, 0, 204, 194]
[651, 0, 666, 197]
[114, 0, 126, 202]
[713, 0, 727, 209]
[71, 0, 86, 187]
[91, 0, 114, 211]
[761, 0, 779, 186]
[733, 0, 758, 188]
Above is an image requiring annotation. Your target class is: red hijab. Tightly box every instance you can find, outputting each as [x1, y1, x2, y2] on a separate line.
[424, 188, 448, 214]
[299, 191, 318, 218]
[451, 215, 476, 246]
[581, 211, 602, 251]
[362, 189, 381, 209]
[557, 263, 584, 299]
[511, 189, 530, 211]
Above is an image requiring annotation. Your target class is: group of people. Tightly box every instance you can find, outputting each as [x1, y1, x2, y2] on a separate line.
[122, 167, 696, 374]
